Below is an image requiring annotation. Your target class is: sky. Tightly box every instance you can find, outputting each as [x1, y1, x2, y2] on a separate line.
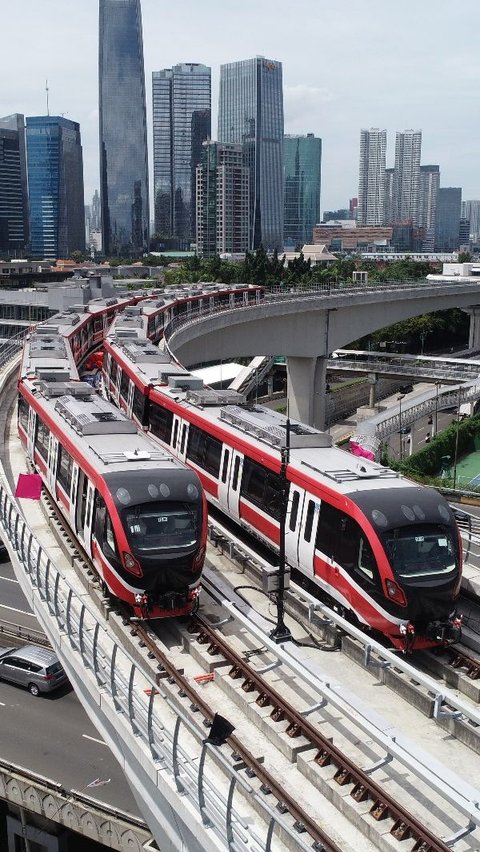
[3, 0, 480, 216]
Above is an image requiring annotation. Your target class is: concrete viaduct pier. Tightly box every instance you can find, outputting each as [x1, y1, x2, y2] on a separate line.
[169, 279, 480, 429]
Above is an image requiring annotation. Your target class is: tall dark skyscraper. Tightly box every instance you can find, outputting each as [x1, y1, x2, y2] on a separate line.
[218, 57, 284, 251]
[99, 0, 149, 256]
[26, 116, 85, 259]
[435, 187, 462, 252]
[284, 134, 322, 247]
[152, 63, 211, 248]
[0, 114, 29, 256]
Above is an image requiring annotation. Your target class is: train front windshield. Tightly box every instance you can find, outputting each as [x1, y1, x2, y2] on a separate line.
[383, 525, 457, 579]
[123, 502, 199, 554]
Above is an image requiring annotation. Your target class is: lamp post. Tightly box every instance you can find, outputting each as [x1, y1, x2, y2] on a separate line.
[420, 330, 428, 355]
[397, 394, 405, 461]
[453, 390, 461, 490]
[270, 418, 292, 644]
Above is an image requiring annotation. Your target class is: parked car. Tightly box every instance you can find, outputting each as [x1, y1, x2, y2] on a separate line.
[0, 645, 68, 696]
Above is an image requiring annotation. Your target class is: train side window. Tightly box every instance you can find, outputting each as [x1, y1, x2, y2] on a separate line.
[221, 449, 229, 484]
[110, 358, 118, 385]
[35, 417, 50, 461]
[232, 456, 240, 490]
[132, 386, 145, 424]
[18, 396, 29, 431]
[186, 424, 221, 477]
[172, 420, 179, 449]
[304, 500, 316, 542]
[289, 491, 300, 531]
[57, 445, 73, 492]
[120, 370, 129, 402]
[241, 458, 282, 521]
[150, 404, 173, 444]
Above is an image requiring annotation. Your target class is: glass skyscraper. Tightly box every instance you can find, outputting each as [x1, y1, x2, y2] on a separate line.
[0, 114, 29, 256]
[26, 116, 85, 259]
[284, 134, 322, 247]
[152, 64, 211, 248]
[218, 57, 284, 251]
[434, 187, 462, 252]
[99, 0, 149, 256]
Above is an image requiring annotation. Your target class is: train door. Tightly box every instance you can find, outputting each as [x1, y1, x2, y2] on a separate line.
[171, 415, 181, 457]
[285, 487, 318, 574]
[226, 450, 243, 520]
[127, 381, 134, 419]
[26, 409, 36, 461]
[74, 469, 95, 555]
[177, 420, 188, 462]
[46, 435, 59, 494]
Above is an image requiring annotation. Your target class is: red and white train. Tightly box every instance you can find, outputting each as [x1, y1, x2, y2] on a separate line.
[17, 322, 208, 620]
[103, 322, 462, 651]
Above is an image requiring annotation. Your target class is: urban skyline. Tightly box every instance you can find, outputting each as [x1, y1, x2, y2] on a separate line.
[3, 0, 479, 216]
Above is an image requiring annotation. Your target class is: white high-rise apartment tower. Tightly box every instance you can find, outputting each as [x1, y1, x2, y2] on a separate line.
[357, 129, 386, 226]
[392, 130, 422, 225]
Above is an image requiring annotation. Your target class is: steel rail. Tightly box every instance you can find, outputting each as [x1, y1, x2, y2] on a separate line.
[128, 617, 344, 852]
[184, 613, 458, 852]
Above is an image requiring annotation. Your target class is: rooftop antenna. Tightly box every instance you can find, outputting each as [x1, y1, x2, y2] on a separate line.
[45, 79, 50, 116]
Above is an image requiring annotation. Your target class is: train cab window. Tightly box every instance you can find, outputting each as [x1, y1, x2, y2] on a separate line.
[221, 449, 230, 484]
[289, 491, 300, 531]
[241, 458, 282, 521]
[316, 503, 379, 589]
[232, 456, 240, 491]
[120, 370, 130, 402]
[304, 500, 316, 543]
[94, 493, 119, 561]
[18, 396, 29, 431]
[57, 446, 73, 493]
[149, 404, 173, 444]
[132, 387, 145, 424]
[35, 417, 50, 461]
[186, 424, 221, 477]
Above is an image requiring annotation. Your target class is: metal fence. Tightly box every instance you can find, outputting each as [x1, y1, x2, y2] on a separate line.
[0, 460, 314, 852]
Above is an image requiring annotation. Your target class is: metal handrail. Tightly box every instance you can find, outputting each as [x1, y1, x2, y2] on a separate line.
[0, 443, 314, 850]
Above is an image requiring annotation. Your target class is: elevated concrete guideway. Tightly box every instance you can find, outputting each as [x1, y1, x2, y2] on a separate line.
[168, 279, 480, 429]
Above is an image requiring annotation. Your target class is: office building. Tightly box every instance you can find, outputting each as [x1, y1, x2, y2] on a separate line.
[392, 130, 422, 224]
[218, 56, 284, 251]
[357, 129, 387, 226]
[99, 0, 149, 256]
[196, 141, 249, 257]
[459, 218, 470, 247]
[26, 116, 85, 259]
[313, 223, 392, 252]
[434, 187, 462, 252]
[153, 63, 211, 248]
[462, 200, 480, 242]
[284, 134, 321, 247]
[0, 114, 29, 256]
[418, 165, 440, 251]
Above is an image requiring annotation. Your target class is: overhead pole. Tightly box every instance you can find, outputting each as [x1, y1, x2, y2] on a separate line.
[270, 417, 292, 644]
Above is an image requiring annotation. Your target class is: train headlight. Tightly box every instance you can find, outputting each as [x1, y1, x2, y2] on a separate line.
[385, 579, 407, 607]
[123, 551, 143, 577]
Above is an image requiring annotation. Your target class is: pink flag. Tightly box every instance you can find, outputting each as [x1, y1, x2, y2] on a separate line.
[350, 441, 375, 461]
[15, 473, 42, 500]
